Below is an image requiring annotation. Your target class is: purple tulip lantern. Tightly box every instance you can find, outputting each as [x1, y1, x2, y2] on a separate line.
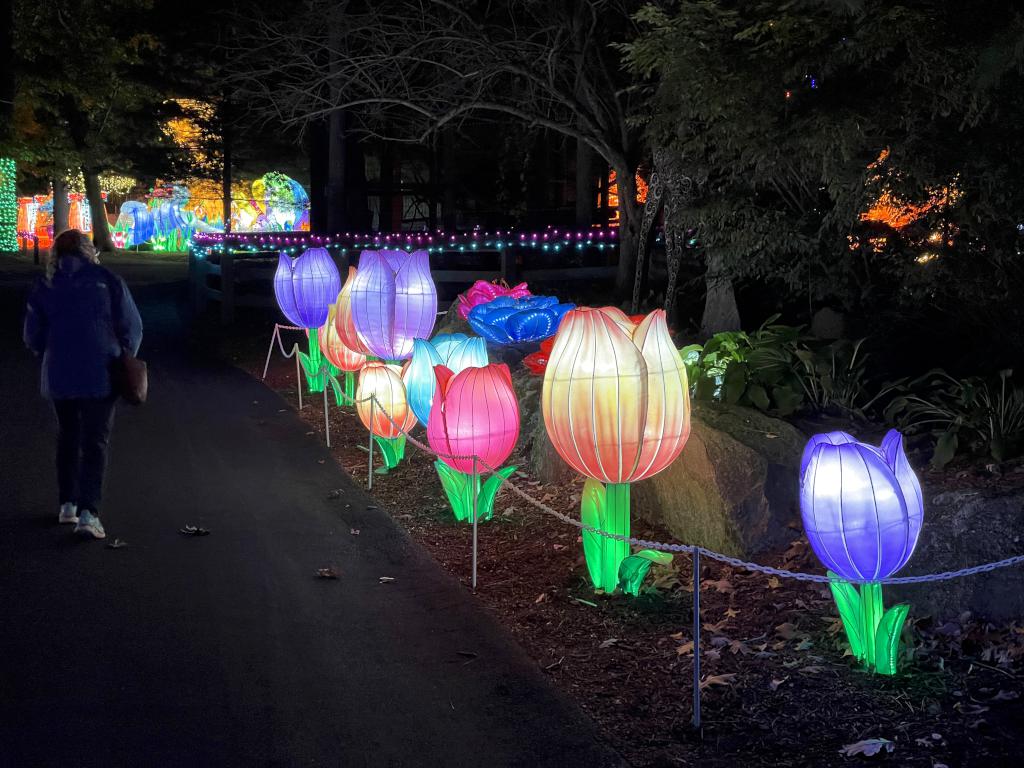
[349, 249, 438, 361]
[273, 247, 342, 393]
[800, 429, 924, 675]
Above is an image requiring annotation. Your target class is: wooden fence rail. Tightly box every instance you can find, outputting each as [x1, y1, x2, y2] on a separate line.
[188, 244, 619, 323]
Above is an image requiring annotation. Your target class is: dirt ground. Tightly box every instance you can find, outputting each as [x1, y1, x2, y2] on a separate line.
[233, 323, 1024, 768]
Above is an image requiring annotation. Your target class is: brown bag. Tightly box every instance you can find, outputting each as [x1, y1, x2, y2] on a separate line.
[112, 350, 148, 405]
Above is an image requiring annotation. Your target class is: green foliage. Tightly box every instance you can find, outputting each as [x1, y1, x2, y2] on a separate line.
[887, 369, 1024, 467]
[682, 316, 897, 419]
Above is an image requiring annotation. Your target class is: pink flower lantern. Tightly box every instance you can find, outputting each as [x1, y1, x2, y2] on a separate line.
[349, 249, 437, 360]
[457, 280, 532, 320]
[426, 363, 520, 522]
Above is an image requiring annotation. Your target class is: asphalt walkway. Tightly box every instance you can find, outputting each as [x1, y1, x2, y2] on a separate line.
[0, 256, 623, 768]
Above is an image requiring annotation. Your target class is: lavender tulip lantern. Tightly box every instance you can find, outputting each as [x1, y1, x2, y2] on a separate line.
[274, 248, 342, 392]
[800, 429, 924, 674]
[349, 249, 437, 361]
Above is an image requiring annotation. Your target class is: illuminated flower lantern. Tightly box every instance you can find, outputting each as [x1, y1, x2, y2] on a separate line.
[523, 337, 555, 375]
[457, 280, 532, 320]
[349, 249, 437, 361]
[333, 266, 371, 355]
[543, 308, 690, 593]
[427, 364, 520, 522]
[800, 430, 923, 675]
[405, 334, 489, 424]
[468, 296, 574, 345]
[356, 361, 418, 471]
[318, 301, 367, 406]
[274, 247, 341, 393]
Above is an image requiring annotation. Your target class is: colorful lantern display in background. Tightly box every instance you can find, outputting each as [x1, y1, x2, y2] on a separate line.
[1, 158, 19, 252]
[456, 280, 532, 320]
[319, 302, 367, 405]
[356, 361, 418, 471]
[800, 429, 923, 675]
[467, 295, 575, 345]
[405, 334, 489, 425]
[349, 249, 438, 361]
[543, 307, 690, 594]
[273, 247, 342, 393]
[427, 364, 520, 522]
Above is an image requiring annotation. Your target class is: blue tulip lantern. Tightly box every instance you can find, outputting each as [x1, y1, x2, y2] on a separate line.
[404, 334, 488, 425]
[273, 247, 342, 392]
[467, 296, 574, 345]
[800, 429, 924, 675]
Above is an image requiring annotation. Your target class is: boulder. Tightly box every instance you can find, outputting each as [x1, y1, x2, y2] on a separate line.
[890, 488, 1024, 622]
[510, 368, 577, 486]
[632, 403, 806, 556]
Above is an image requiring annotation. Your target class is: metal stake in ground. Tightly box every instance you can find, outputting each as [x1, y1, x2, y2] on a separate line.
[367, 398, 376, 490]
[295, 345, 303, 410]
[323, 383, 331, 448]
[261, 324, 281, 380]
[692, 548, 702, 732]
[472, 456, 479, 592]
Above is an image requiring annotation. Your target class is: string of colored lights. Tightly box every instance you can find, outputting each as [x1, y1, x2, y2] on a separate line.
[191, 227, 626, 259]
[0, 158, 18, 252]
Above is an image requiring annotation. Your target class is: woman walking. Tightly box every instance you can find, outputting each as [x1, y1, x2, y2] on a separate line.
[23, 229, 143, 539]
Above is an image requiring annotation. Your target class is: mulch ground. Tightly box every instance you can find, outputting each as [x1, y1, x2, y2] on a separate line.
[224, 323, 1024, 768]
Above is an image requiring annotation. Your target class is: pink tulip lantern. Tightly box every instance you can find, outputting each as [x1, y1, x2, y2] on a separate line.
[426, 363, 520, 522]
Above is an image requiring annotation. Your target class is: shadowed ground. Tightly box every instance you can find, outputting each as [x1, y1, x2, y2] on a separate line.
[0, 254, 622, 768]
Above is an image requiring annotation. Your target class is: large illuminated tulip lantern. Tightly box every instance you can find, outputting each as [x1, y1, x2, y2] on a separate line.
[349, 249, 437, 361]
[356, 362, 418, 471]
[800, 430, 923, 675]
[319, 301, 367, 406]
[274, 247, 342, 393]
[543, 307, 690, 594]
[427, 364, 520, 523]
[405, 334, 489, 424]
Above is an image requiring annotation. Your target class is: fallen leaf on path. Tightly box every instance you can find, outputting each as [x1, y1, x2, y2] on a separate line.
[599, 638, 619, 648]
[769, 677, 788, 691]
[379, 576, 396, 584]
[839, 738, 894, 757]
[676, 641, 694, 656]
[350, 528, 360, 535]
[105, 538, 128, 549]
[705, 577, 735, 594]
[178, 525, 210, 537]
[699, 673, 736, 690]
[316, 568, 339, 579]
[767, 576, 781, 589]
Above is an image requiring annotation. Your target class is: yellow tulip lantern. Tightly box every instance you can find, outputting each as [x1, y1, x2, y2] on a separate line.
[356, 361, 417, 472]
[542, 307, 691, 593]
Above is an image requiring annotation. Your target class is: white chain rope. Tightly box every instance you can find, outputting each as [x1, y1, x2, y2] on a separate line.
[265, 330, 1024, 588]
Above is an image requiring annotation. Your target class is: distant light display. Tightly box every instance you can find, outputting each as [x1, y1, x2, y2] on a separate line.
[0, 158, 18, 252]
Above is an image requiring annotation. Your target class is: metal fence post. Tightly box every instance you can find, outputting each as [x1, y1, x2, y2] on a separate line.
[471, 456, 479, 592]
[692, 548, 702, 731]
[294, 346, 303, 410]
[262, 325, 279, 380]
[323, 382, 331, 448]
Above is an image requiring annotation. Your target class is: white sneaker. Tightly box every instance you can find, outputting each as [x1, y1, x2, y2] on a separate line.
[74, 511, 106, 539]
[59, 503, 79, 524]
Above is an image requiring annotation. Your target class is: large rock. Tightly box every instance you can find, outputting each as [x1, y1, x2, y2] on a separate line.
[509, 382, 807, 556]
[890, 488, 1024, 622]
[632, 403, 806, 556]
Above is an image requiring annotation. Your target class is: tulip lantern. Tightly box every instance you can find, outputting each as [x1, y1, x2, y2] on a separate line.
[334, 266, 372, 356]
[800, 430, 924, 675]
[318, 301, 367, 406]
[457, 280, 532, 320]
[427, 364, 520, 522]
[274, 247, 342, 392]
[543, 307, 691, 593]
[349, 249, 437, 361]
[405, 334, 489, 424]
[468, 296, 575, 345]
[356, 361, 418, 471]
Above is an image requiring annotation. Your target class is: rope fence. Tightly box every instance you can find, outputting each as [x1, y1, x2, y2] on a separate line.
[262, 323, 1024, 730]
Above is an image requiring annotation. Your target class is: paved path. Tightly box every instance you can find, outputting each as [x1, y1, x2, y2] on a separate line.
[0, 257, 623, 768]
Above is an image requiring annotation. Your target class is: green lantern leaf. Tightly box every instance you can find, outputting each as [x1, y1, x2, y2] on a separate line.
[828, 572, 866, 661]
[374, 435, 405, 471]
[873, 603, 910, 676]
[580, 477, 607, 589]
[478, 466, 516, 522]
[434, 460, 472, 520]
[618, 550, 674, 596]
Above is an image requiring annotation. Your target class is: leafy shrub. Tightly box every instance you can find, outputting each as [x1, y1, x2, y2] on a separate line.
[886, 369, 1024, 467]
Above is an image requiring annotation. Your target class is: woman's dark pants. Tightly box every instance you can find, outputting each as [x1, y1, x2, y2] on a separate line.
[53, 397, 117, 514]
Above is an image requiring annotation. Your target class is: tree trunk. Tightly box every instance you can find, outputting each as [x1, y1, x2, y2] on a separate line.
[52, 177, 70, 234]
[308, 119, 328, 232]
[700, 250, 741, 337]
[326, 108, 347, 233]
[575, 139, 595, 227]
[614, 166, 641, 302]
[81, 168, 114, 252]
[221, 116, 232, 234]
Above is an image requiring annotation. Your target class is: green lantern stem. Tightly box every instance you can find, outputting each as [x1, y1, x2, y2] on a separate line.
[373, 434, 406, 472]
[344, 370, 355, 403]
[828, 573, 910, 676]
[297, 332, 326, 393]
[433, 461, 516, 523]
[580, 479, 631, 593]
[325, 369, 356, 407]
